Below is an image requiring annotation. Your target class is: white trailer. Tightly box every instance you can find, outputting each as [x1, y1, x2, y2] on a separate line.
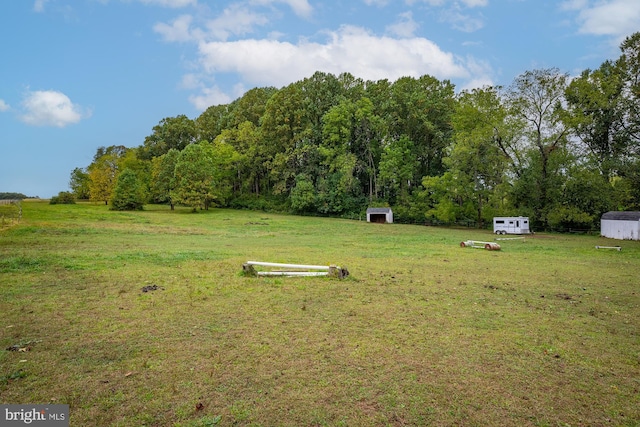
[493, 217, 530, 235]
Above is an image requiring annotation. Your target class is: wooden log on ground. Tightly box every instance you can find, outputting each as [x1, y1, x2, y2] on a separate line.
[242, 263, 257, 276]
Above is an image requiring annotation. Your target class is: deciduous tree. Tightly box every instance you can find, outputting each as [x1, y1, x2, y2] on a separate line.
[506, 68, 570, 225]
[110, 168, 145, 211]
[69, 167, 90, 200]
[138, 115, 197, 160]
[88, 146, 126, 205]
[151, 149, 179, 208]
[172, 142, 215, 211]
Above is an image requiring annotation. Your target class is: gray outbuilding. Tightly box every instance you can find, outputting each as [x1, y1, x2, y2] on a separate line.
[366, 207, 393, 224]
[600, 211, 640, 240]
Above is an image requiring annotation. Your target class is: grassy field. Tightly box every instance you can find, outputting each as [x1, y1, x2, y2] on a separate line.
[1, 201, 639, 426]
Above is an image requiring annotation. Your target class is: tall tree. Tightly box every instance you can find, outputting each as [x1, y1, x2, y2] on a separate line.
[506, 68, 570, 225]
[110, 168, 145, 211]
[138, 115, 197, 160]
[117, 149, 151, 203]
[379, 135, 416, 204]
[384, 75, 455, 182]
[225, 86, 278, 129]
[617, 32, 640, 147]
[172, 142, 215, 211]
[352, 97, 385, 202]
[317, 99, 360, 214]
[563, 33, 640, 211]
[195, 104, 231, 143]
[614, 32, 640, 209]
[429, 87, 512, 226]
[299, 71, 344, 142]
[69, 167, 90, 200]
[150, 149, 179, 208]
[260, 82, 308, 194]
[565, 61, 626, 177]
[214, 121, 267, 196]
[208, 138, 242, 206]
[87, 146, 127, 205]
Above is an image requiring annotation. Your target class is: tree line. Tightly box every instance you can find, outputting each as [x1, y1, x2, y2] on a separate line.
[69, 33, 640, 231]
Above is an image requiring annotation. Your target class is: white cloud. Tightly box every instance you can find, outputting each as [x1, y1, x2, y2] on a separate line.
[154, 6, 270, 42]
[188, 83, 248, 110]
[138, 0, 197, 8]
[204, 4, 270, 41]
[20, 90, 90, 127]
[0, 99, 9, 112]
[189, 86, 235, 110]
[404, 0, 486, 32]
[33, 0, 49, 12]
[196, 25, 472, 89]
[386, 12, 419, 38]
[406, 0, 445, 6]
[458, 56, 494, 90]
[363, 0, 389, 6]
[250, 0, 313, 18]
[406, 0, 487, 6]
[154, 14, 194, 42]
[560, 0, 588, 11]
[180, 73, 202, 90]
[573, 0, 640, 38]
[181, 73, 246, 110]
[440, 8, 484, 32]
[459, 0, 487, 7]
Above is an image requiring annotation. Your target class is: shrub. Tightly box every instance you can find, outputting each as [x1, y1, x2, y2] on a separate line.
[547, 206, 595, 232]
[50, 191, 76, 205]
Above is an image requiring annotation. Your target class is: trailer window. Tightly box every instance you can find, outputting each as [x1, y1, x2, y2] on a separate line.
[495, 220, 504, 224]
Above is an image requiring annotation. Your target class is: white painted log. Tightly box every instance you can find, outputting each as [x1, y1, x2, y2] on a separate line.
[246, 261, 332, 270]
[595, 246, 621, 251]
[257, 271, 329, 277]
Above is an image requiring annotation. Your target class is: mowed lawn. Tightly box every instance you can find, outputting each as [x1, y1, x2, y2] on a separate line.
[1, 201, 639, 426]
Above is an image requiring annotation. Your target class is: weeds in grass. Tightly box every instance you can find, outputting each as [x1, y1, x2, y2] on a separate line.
[0, 370, 27, 385]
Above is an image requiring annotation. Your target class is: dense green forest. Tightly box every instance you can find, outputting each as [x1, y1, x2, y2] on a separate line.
[68, 33, 640, 230]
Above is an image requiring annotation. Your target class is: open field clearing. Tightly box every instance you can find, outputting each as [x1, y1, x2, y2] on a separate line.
[1, 201, 639, 426]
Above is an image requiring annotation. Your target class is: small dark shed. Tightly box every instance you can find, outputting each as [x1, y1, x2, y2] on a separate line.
[601, 211, 640, 240]
[366, 207, 393, 224]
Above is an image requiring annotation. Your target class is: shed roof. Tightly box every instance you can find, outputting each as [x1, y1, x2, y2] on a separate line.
[601, 211, 640, 221]
[367, 207, 392, 213]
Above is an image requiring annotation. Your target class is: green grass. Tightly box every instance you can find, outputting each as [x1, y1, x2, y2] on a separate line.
[1, 200, 639, 426]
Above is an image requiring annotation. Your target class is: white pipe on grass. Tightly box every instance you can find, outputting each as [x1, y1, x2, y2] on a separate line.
[246, 261, 332, 270]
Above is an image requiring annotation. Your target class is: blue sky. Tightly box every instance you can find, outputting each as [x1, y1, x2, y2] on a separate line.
[1, 0, 638, 198]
